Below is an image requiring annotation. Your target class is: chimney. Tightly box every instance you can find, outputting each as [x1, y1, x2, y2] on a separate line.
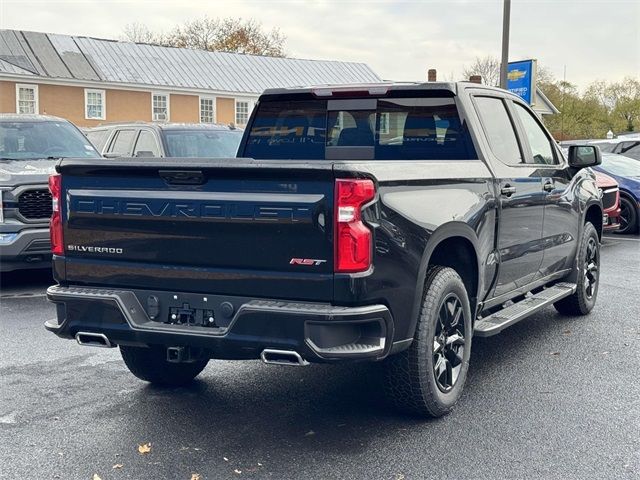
[427, 69, 437, 82]
[469, 75, 482, 84]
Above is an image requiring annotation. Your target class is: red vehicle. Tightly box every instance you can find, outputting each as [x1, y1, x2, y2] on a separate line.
[595, 171, 621, 231]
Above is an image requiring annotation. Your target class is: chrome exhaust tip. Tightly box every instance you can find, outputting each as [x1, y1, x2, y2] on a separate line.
[260, 349, 309, 366]
[75, 332, 114, 348]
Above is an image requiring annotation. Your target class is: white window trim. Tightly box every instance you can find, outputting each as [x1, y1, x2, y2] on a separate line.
[151, 92, 170, 122]
[199, 95, 217, 123]
[234, 98, 253, 126]
[15, 83, 39, 114]
[84, 88, 106, 120]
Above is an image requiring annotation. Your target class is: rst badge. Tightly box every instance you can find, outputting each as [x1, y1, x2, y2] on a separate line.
[290, 258, 327, 266]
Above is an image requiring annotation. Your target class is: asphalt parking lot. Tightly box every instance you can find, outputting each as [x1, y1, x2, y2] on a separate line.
[1, 234, 639, 480]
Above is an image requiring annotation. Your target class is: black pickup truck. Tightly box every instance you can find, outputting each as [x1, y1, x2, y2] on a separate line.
[45, 82, 603, 417]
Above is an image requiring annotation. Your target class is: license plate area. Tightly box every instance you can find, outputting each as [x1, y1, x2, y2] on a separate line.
[132, 290, 255, 331]
[168, 303, 216, 327]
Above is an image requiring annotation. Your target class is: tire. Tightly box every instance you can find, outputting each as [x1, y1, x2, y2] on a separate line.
[120, 345, 208, 386]
[615, 195, 638, 235]
[383, 266, 473, 417]
[554, 222, 600, 316]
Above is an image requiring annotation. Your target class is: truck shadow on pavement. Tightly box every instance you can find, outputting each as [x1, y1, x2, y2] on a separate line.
[110, 306, 585, 463]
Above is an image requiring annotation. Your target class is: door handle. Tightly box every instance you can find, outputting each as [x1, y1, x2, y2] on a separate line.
[543, 181, 555, 192]
[501, 185, 517, 197]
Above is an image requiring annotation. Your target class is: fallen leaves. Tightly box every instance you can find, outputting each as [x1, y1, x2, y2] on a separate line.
[92, 475, 102, 480]
[112, 464, 123, 469]
[138, 442, 152, 454]
[191, 474, 202, 480]
[233, 469, 242, 475]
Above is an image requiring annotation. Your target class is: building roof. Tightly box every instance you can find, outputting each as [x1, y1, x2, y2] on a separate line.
[0, 30, 382, 95]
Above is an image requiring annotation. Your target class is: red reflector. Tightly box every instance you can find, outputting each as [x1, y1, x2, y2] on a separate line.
[335, 179, 375, 273]
[48, 174, 64, 256]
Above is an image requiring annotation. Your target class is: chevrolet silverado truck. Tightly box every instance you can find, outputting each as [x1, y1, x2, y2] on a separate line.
[45, 83, 604, 417]
[0, 114, 100, 271]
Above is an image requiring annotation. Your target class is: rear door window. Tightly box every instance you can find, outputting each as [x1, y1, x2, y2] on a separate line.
[617, 140, 640, 160]
[85, 129, 109, 151]
[107, 129, 136, 156]
[134, 130, 160, 157]
[474, 96, 523, 166]
[243, 96, 476, 160]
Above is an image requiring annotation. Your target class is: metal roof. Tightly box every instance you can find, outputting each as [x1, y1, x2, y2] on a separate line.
[0, 29, 382, 94]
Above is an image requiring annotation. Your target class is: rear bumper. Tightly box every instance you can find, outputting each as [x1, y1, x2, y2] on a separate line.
[0, 227, 51, 271]
[45, 285, 396, 363]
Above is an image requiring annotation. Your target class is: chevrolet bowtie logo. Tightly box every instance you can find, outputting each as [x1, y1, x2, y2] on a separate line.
[508, 69, 526, 81]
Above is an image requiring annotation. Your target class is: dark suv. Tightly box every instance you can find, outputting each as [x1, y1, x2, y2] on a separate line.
[84, 122, 243, 159]
[0, 114, 100, 272]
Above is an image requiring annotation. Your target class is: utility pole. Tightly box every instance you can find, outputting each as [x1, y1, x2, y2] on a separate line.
[499, 0, 511, 89]
[560, 65, 566, 140]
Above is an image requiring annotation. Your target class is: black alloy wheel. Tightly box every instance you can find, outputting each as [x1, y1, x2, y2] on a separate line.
[583, 236, 599, 299]
[616, 196, 638, 234]
[433, 294, 466, 392]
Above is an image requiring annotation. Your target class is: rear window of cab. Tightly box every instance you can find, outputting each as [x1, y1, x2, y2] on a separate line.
[243, 96, 477, 160]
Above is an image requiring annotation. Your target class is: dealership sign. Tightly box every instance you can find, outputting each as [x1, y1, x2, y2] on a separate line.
[507, 59, 537, 105]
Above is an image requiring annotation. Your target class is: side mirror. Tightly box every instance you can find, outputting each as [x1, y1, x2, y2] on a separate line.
[568, 145, 602, 168]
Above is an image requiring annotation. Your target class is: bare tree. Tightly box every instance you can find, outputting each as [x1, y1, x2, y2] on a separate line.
[121, 23, 158, 44]
[462, 56, 501, 86]
[122, 17, 287, 57]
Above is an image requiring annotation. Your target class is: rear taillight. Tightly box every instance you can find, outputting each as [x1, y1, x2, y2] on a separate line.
[48, 174, 63, 255]
[334, 179, 375, 273]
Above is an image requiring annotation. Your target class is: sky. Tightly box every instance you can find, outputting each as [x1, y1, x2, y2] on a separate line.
[0, 0, 638, 89]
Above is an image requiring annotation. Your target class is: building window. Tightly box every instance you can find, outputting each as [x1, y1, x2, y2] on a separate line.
[235, 100, 249, 125]
[16, 84, 38, 114]
[84, 89, 105, 120]
[200, 97, 215, 123]
[152, 93, 169, 122]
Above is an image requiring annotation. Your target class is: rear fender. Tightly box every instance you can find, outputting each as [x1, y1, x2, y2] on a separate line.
[406, 222, 482, 339]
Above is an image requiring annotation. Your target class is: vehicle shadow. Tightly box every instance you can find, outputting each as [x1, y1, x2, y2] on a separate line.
[0, 268, 52, 294]
[115, 306, 580, 463]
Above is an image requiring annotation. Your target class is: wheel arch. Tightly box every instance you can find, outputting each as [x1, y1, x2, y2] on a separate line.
[584, 201, 603, 240]
[566, 200, 603, 284]
[407, 223, 482, 338]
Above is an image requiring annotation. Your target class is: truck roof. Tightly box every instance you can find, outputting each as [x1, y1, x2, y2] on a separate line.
[0, 113, 69, 123]
[261, 81, 517, 99]
[84, 122, 240, 132]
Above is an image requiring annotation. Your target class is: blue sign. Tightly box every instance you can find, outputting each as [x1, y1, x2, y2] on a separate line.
[507, 59, 536, 105]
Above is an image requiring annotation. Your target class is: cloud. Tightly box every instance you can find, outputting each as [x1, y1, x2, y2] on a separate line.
[1, 0, 637, 88]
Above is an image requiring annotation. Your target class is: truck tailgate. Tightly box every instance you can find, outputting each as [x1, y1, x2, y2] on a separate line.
[57, 158, 335, 301]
